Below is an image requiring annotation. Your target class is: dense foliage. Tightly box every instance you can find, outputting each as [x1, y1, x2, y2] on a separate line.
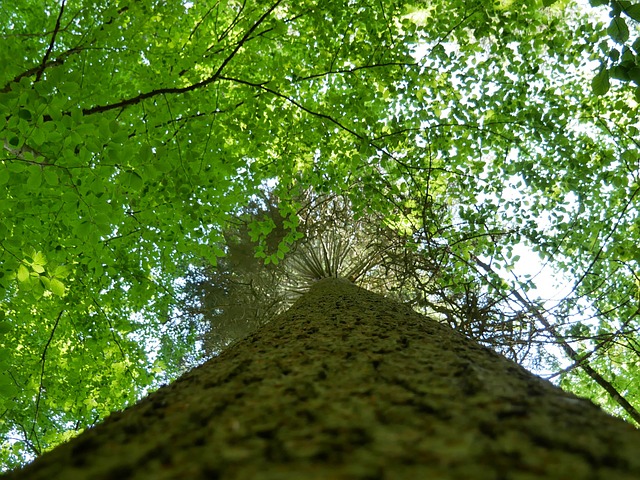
[1, 0, 639, 469]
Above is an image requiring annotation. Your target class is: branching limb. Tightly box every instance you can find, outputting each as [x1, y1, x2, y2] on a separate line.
[32, 310, 64, 444]
[77, 0, 281, 117]
[1, 46, 82, 93]
[219, 76, 366, 140]
[473, 255, 640, 425]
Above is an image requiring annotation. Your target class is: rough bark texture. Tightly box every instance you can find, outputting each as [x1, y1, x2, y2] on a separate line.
[5, 278, 640, 479]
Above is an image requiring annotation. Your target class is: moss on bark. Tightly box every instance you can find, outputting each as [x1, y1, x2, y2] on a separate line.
[5, 278, 640, 479]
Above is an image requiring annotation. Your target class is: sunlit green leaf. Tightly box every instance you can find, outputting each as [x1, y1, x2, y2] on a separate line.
[50, 278, 66, 297]
[17, 265, 29, 282]
[52, 265, 72, 279]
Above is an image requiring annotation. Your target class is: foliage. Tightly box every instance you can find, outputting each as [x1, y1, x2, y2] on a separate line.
[589, 0, 640, 95]
[1, 0, 640, 470]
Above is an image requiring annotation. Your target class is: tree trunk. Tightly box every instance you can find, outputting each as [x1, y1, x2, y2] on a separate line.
[5, 278, 640, 479]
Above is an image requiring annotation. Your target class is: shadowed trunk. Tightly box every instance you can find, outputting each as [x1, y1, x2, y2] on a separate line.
[5, 278, 640, 479]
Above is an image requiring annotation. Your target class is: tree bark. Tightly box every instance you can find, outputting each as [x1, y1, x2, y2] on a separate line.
[5, 278, 640, 479]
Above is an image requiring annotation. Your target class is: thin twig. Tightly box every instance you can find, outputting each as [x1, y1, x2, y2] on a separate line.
[32, 309, 65, 443]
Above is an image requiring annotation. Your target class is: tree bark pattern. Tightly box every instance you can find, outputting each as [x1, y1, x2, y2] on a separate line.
[5, 278, 640, 479]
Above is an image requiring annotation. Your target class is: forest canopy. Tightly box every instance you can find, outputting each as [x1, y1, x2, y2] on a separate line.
[1, 0, 640, 470]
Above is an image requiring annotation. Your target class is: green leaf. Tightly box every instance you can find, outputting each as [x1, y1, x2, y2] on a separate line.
[629, 67, 640, 84]
[58, 82, 79, 95]
[623, 4, 640, 22]
[17, 265, 29, 282]
[50, 278, 65, 297]
[94, 214, 113, 234]
[0, 372, 19, 400]
[156, 158, 173, 173]
[122, 170, 143, 190]
[31, 264, 45, 274]
[0, 167, 8, 185]
[139, 144, 153, 162]
[52, 265, 71, 279]
[43, 168, 59, 186]
[27, 168, 42, 188]
[0, 322, 10, 334]
[611, 65, 630, 80]
[74, 220, 94, 239]
[608, 17, 630, 44]
[31, 127, 45, 146]
[17, 109, 31, 121]
[40, 276, 51, 290]
[609, 48, 620, 61]
[32, 251, 47, 266]
[592, 67, 611, 95]
[621, 46, 635, 65]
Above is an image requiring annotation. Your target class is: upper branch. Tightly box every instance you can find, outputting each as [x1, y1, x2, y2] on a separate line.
[78, 0, 282, 118]
[35, 0, 67, 83]
[219, 76, 365, 140]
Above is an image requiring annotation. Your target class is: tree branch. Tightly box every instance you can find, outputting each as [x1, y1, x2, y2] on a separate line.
[2, 5, 130, 93]
[1, 46, 82, 93]
[35, 0, 67, 83]
[473, 255, 640, 425]
[32, 309, 64, 443]
[219, 76, 366, 140]
[78, 0, 282, 117]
